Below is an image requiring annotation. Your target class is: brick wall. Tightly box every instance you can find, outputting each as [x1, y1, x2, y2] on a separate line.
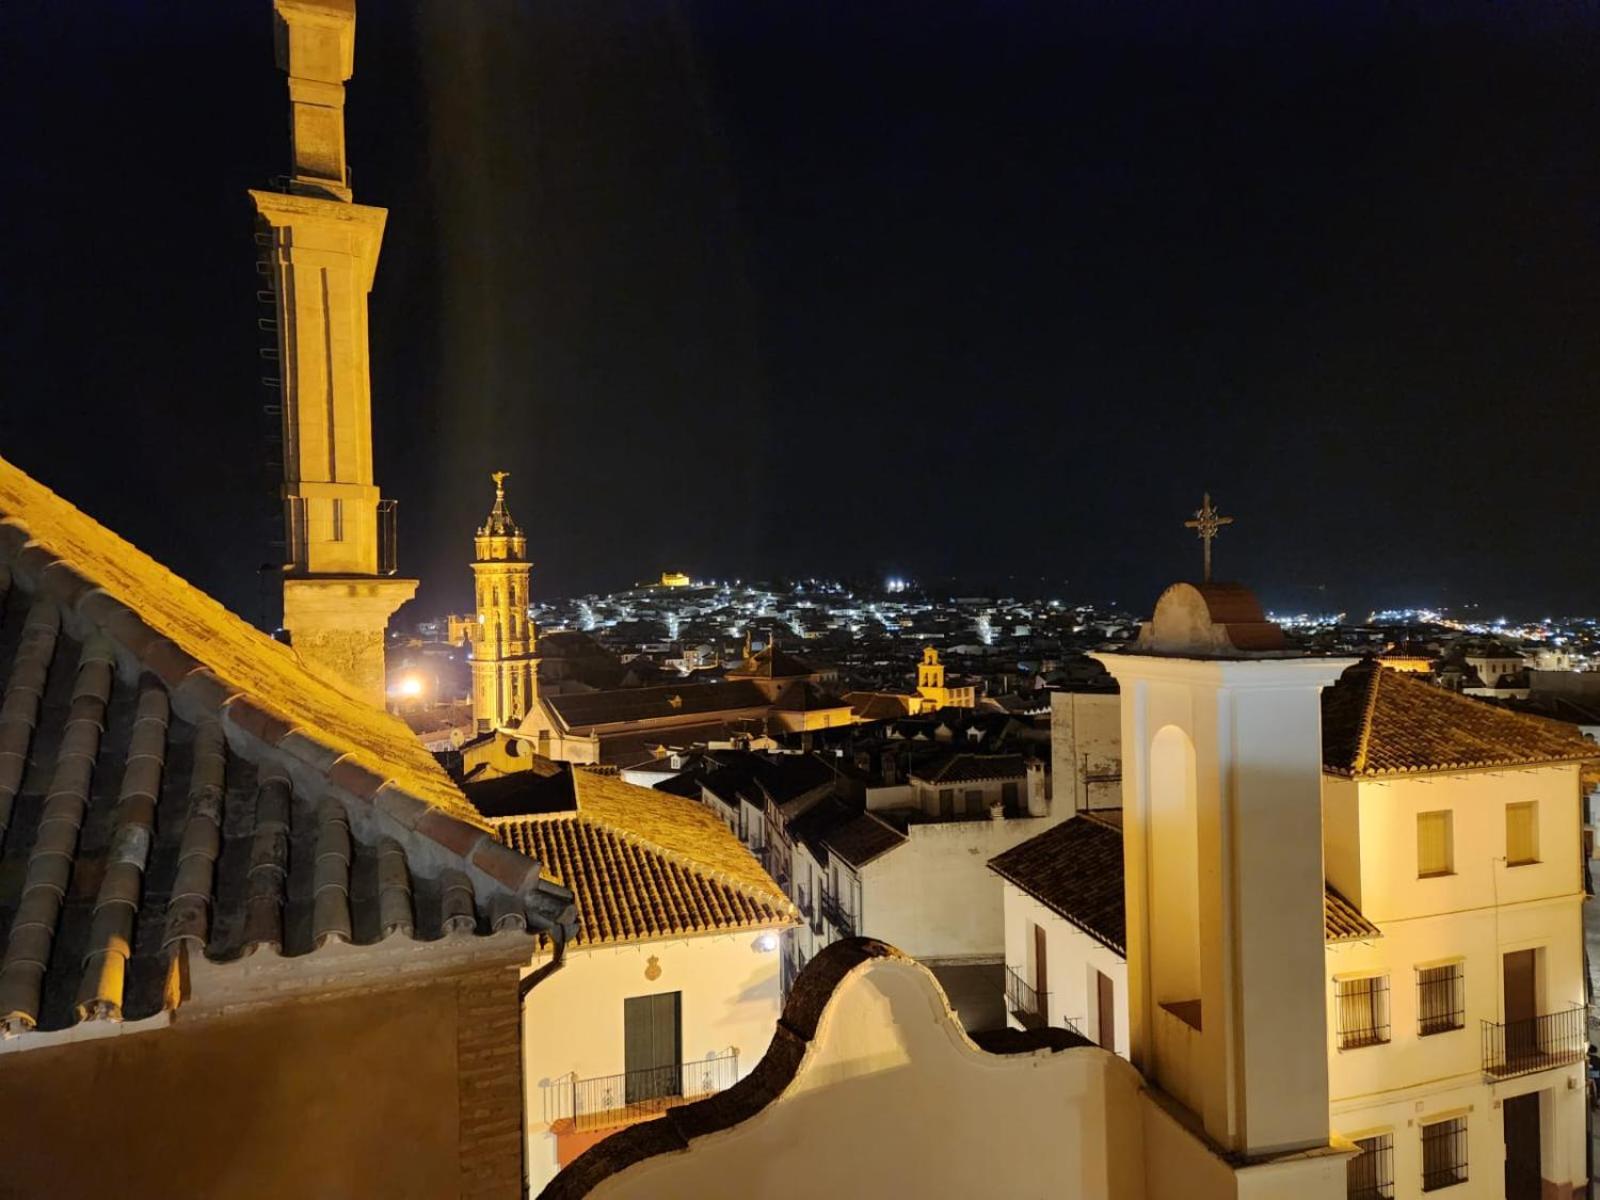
[456, 964, 526, 1199]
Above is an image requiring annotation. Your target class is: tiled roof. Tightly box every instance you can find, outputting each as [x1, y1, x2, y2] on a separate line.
[988, 815, 1126, 954]
[843, 692, 914, 722]
[542, 681, 770, 731]
[1324, 885, 1382, 943]
[989, 814, 1380, 954]
[822, 812, 906, 868]
[1322, 661, 1598, 777]
[494, 772, 795, 947]
[0, 458, 486, 829]
[0, 458, 576, 1041]
[771, 679, 851, 713]
[912, 752, 1026, 785]
[727, 645, 815, 680]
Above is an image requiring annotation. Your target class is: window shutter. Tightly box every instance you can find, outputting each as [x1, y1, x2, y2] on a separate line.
[1417, 810, 1453, 877]
[1506, 802, 1538, 865]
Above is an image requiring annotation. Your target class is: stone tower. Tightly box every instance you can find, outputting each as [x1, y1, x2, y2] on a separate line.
[249, 0, 415, 706]
[471, 472, 537, 732]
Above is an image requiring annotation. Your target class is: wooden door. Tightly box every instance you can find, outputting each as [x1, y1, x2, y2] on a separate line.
[624, 992, 682, 1103]
[1033, 924, 1048, 1007]
[1096, 970, 1116, 1050]
[1503, 949, 1538, 1059]
[1502, 1091, 1541, 1200]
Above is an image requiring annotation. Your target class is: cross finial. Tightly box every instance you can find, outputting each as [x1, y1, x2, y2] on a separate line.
[491, 470, 509, 499]
[1183, 491, 1234, 583]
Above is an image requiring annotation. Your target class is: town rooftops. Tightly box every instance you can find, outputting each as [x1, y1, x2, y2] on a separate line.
[911, 752, 1027, 786]
[771, 679, 851, 713]
[989, 813, 1380, 956]
[492, 770, 796, 947]
[0, 455, 576, 1042]
[821, 811, 907, 868]
[727, 643, 816, 680]
[1321, 660, 1598, 777]
[541, 680, 771, 731]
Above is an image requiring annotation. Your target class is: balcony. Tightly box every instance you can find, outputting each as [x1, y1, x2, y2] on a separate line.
[820, 887, 856, 935]
[569, 1050, 739, 1133]
[1481, 1006, 1586, 1081]
[1004, 965, 1048, 1031]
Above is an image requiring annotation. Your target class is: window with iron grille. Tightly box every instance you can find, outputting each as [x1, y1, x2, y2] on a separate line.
[1335, 975, 1390, 1049]
[1416, 963, 1464, 1036]
[1347, 1133, 1394, 1200]
[1421, 1116, 1467, 1191]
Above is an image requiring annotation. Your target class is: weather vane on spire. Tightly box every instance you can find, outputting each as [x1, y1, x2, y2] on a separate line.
[1184, 491, 1233, 583]
[491, 470, 509, 498]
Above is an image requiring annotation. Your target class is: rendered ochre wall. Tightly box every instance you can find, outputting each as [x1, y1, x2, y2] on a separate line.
[0, 969, 522, 1199]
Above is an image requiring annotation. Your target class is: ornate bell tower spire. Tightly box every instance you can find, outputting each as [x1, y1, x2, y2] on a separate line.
[471, 472, 538, 732]
[249, 0, 416, 706]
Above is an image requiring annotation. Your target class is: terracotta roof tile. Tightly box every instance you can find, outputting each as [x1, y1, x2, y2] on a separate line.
[1324, 884, 1382, 943]
[494, 794, 796, 948]
[990, 814, 1382, 953]
[821, 812, 906, 868]
[913, 752, 1027, 786]
[1322, 660, 1598, 777]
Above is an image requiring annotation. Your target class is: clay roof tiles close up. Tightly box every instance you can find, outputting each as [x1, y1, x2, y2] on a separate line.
[492, 770, 795, 947]
[1321, 660, 1598, 777]
[0, 455, 576, 1042]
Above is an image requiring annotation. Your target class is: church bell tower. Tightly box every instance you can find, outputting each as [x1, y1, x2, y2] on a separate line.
[471, 472, 537, 732]
[250, 0, 416, 706]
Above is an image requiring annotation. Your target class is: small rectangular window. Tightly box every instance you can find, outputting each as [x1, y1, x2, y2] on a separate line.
[1417, 810, 1454, 877]
[330, 497, 345, 542]
[1506, 802, 1539, 866]
[1420, 1116, 1467, 1192]
[1416, 963, 1464, 1035]
[1347, 1132, 1394, 1200]
[1335, 975, 1390, 1049]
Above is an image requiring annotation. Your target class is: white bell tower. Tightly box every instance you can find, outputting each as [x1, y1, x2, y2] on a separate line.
[1095, 581, 1355, 1160]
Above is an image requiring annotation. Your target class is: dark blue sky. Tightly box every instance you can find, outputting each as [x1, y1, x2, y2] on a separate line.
[4, 1, 1599, 623]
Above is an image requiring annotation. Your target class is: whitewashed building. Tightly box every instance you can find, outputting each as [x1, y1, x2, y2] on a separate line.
[995, 601, 1596, 1200]
[489, 770, 797, 1192]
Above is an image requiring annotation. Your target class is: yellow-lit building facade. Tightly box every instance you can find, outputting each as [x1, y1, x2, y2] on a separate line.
[471, 472, 537, 733]
[916, 645, 976, 709]
[250, 0, 415, 705]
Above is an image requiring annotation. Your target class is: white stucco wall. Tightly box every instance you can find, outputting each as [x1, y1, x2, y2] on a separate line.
[1001, 883, 1129, 1055]
[578, 953, 1348, 1200]
[520, 932, 784, 1191]
[860, 815, 1063, 961]
[1051, 690, 1123, 813]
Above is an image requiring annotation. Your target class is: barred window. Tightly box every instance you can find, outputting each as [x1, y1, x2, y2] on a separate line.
[1417, 810, 1454, 877]
[1336, 975, 1390, 1049]
[1416, 963, 1464, 1036]
[1347, 1133, 1394, 1200]
[1506, 802, 1539, 866]
[1421, 1116, 1467, 1191]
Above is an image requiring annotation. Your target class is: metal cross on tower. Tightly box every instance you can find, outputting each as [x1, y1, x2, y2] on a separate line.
[1184, 491, 1233, 583]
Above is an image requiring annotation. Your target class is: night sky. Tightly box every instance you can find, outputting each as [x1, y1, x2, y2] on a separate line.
[5, 2, 1600, 625]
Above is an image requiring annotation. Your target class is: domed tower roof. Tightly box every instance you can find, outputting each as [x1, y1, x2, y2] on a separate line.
[475, 471, 527, 562]
[1133, 581, 1289, 657]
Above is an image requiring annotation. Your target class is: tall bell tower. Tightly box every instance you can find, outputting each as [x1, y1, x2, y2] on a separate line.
[250, 0, 415, 706]
[471, 472, 538, 732]
[1095, 582, 1355, 1162]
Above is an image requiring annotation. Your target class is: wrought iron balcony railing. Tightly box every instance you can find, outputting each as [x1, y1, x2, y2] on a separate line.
[571, 1050, 739, 1133]
[1004, 964, 1048, 1031]
[1480, 1005, 1586, 1081]
[820, 887, 856, 935]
